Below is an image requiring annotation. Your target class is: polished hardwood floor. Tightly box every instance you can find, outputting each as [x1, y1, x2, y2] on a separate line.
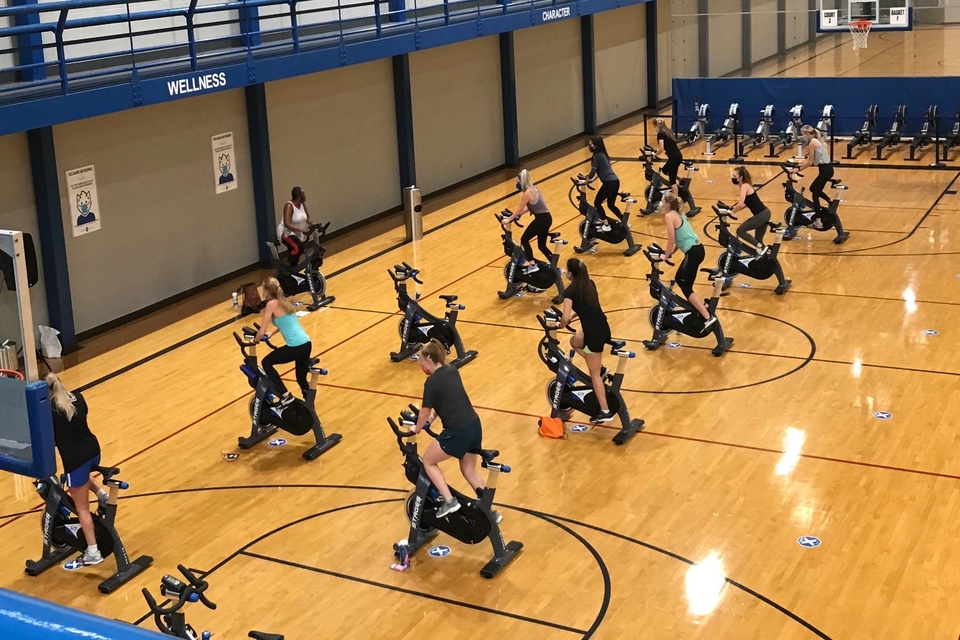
[3, 32, 960, 640]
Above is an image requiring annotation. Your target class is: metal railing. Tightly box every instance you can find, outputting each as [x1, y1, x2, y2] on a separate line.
[0, 0, 556, 105]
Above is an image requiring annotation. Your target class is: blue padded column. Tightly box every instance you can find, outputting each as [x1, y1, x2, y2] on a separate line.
[581, 15, 597, 135]
[646, 0, 658, 107]
[500, 32, 520, 167]
[392, 54, 417, 190]
[245, 84, 275, 266]
[27, 127, 76, 350]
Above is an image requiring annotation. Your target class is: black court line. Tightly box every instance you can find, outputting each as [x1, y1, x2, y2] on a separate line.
[241, 551, 589, 636]
[532, 511, 834, 640]
[114, 484, 826, 639]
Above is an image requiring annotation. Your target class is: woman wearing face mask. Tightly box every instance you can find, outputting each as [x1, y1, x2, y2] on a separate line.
[729, 166, 771, 255]
[277, 187, 313, 267]
[410, 339, 498, 521]
[559, 258, 615, 424]
[501, 169, 553, 274]
[794, 125, 833, 227]
[654, 118, 700, 216]
[660, 194, 716, 327]
[585, 137, 621, 231]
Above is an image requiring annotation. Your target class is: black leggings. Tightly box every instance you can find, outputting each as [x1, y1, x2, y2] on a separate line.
[737, 208, 771, 250]
[521, 213, 554, 263]
[675, 243, 705, 298]
[661, 156, 682, 185]
[594, 179, 622, 221]
[810, 164, 834, 217]
[262, 341, 312, 395]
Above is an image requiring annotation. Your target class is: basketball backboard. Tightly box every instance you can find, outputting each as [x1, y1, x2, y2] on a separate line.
[817, 0, 914, 31]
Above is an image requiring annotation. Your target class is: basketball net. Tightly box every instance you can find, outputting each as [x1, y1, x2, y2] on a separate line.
[849, 19, 872, 49]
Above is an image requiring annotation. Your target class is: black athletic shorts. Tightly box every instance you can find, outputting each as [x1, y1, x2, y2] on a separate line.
[661, 156, 682, 185]
[584, 326, 612, 354]
[676, 243, 705, 298]
[437, 417, 483, 459]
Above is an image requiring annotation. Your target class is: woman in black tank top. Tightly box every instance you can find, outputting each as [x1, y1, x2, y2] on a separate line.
[730, 166, 772, 254]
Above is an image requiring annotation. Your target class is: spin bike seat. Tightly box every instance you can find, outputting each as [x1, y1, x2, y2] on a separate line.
[249, 633, 284, 640]
[439, 295, 458, 303]
[608, 339, 626, 350]
[767, 222, 783, 231]
[828, 179, 842, 187]
[618, 192, 631, 198]
[548, 231, 562, 240]
[95, 466, 121, 480]
[470, 448, 500, 463]
[307, 358, 321, 367]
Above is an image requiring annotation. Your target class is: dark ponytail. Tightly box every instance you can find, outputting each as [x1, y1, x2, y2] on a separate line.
[566, 258, 600, 308]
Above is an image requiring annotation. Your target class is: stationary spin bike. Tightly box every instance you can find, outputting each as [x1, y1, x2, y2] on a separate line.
[25, 466, 153, 594]
[642, 244, 734, 356]
[495, 211, 566, 304]
[639, 145, 700, 216]
[569, 175, 641, 256]
[780, 162, 850, 244]
[388, 406, 522, 579]
[389, 263, 478, 367]
[268, 222, 335, 311]
[234, 326, 342, 460]
[142, 565, 283, 639]
[536, 308, 645, 445]
[711, 202, 791, 295]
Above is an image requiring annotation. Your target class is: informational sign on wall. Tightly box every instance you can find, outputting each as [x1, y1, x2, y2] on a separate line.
[211, 131, 237, 194]
[66, 165, 102, 237]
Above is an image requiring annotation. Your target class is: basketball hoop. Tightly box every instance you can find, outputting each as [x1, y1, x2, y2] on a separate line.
[0, 369, 24, 380]
[849, 19, 872, 50]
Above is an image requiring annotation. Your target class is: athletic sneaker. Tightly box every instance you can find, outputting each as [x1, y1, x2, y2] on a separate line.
[523, 264, 540, 275]
[279, 393, 296, 407]
[591, 409, 615, 424]
[756, 245, 769, 257]
[703, 316, 718, 330]
[97, 491, 109, 510]
[600, 223, 612, 232]
[687, 206, 702, 217]
[491, 510, 503, 524]
[436, 498, 461, 518]
[81, 549, 104, 566]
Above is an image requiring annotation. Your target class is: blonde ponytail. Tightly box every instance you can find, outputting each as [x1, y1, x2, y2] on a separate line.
[46, 373, 76, 420]
[421, 339, 448, 366]
[262, 277, 296, 315]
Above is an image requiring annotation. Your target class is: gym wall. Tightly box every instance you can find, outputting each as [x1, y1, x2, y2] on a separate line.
[53, 90, 258, 333]
[594, 5, 649, 125]
[0, 133, 49, 338]
[751, 0, 779, 63]
[785, 0, 810, 48]
[410, 36, 504, 195]
[707, 0, 743, 76]
[657, 0, 699, 99]
[515, 18, 584, 157]
[267, 60, 400, 231]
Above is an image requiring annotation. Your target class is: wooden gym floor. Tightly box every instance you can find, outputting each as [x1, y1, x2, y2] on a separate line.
[4, 28, 960, 640]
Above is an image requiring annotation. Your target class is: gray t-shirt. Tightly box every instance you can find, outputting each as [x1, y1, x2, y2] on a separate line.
[587, 152, 618, 183]
[422, 365, 478, 430]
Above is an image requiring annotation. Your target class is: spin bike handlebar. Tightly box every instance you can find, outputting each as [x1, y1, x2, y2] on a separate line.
[495, 211, 524, 228]
[571, 175, 595, 190]
[142, 565, 217, 624]
[308, 221, 331, 239]
[234, 326, 277, 351]
[643, 244, 674, 270]
[388, 261, 424, 284]
[781, 163, 802, 180]
[387, 414, 439, 440]
[712, 202, 738, 220]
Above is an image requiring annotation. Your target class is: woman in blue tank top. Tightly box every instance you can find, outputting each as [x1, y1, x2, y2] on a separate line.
[255, 277, 313, 401]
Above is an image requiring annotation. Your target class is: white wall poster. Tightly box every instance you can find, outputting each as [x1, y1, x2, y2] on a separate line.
[66, 165, 102, 237]
[212, 131, 237, 194]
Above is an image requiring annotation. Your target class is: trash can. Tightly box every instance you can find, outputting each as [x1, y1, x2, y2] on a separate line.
[403, 186, 422, 242]
[0, 340, 18, 371]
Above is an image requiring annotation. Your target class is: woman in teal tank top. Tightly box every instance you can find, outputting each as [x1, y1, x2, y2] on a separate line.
[255, 277, 314, 400]
[661, 194, 716, 328]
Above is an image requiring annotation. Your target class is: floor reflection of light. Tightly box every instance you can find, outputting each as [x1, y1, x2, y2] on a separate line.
[685, 552, 726, 616]
[851, 356, 862, 378]
[776, 428, 805, 476]
[902, 288, 917, 314]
